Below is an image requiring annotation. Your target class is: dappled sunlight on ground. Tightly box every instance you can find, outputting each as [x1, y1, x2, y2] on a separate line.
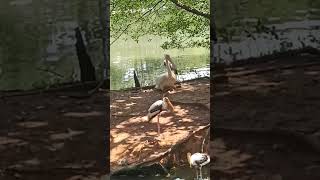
[213, 55, 320, 179]
[110, 79, 210, 172]
[0, 92, 106, 179]
[170, 80, 210, 105]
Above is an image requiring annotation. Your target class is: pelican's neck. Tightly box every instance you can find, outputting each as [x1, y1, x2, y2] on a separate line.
[165, 58, 172, 78]
[168, 57, 176, 70]
[187, 153, 192, 167]
[166, 99, 174, 112]
[162, 99, 167, 109]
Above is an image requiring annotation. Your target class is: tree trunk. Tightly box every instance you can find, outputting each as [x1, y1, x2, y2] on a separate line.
[133, 70, 141, 88]
[75, 27, 96, 82]
[99, 0, 109, 82]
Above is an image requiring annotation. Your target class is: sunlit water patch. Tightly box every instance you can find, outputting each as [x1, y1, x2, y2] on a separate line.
[111, 36, 209, 90]
[213, 20, 320, 64]
[214, 0, 320, 64]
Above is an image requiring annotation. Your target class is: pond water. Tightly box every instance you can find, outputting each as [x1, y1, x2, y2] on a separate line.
[214, 0, 320, 64]
[0, 0, 104, 91]
[110, 36, 210, 90]
[110, 166, 210, 180]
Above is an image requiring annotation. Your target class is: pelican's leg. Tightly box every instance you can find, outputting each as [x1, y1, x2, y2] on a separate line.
[157, 114, 161, 135]
[195, 168, 198, 180]
[199, 167, 202, 179]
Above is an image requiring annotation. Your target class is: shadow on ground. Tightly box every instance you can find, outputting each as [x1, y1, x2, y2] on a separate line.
[110, 79, 210, 173]
[212, 54, 320, 180]
[0, 91, 107, 180]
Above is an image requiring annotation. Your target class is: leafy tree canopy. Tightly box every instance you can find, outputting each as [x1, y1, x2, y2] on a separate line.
[111, 0, 209, 49]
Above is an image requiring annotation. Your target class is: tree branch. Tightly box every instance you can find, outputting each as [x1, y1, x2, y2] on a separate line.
[36, 68, 64, 78]
[111, 0, 164, 45]
[169, 0, 210, 19]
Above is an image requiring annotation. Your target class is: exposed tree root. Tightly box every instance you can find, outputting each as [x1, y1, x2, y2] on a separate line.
[213, 126, 320, 153]
[36, 68, 64, 78]
[87, 80, 107, 95]
[111, 124, 210, 176]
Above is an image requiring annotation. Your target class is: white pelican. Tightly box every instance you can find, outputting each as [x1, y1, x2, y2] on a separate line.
[163, 54, 178, 75]
[147, 97, 174, 135]
[155, 55, 177, 95]
[187, 152, 210, 179]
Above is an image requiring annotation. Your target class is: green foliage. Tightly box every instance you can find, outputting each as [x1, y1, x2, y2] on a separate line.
[214, 0, 320, 42]
[111, 0, 209, 49]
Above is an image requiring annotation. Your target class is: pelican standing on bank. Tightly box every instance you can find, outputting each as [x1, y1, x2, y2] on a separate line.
[187, 152, 210, 179]
[147, 97, 174, 135]
[155, 55, 177, 96]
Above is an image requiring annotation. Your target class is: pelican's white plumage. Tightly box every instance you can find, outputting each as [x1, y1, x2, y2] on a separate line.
[188, 153, 210, 167]
[187, 152, 210, 179]
[147, 100, 164, 121]
[155, 55, 177, 92]
[147, 97, 174, 135]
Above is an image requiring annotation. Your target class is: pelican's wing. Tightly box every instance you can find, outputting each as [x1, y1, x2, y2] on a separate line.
[147, 100, 163, 121]
[148, 100, 163, 113]
[192, 153, 210, 166]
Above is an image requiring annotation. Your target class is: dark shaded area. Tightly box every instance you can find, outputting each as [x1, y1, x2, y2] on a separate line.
[111, 163, 168, 176]
[210, 0, 217, 44]
[0, 90, 108, 179]
[211, 52, 320, 180]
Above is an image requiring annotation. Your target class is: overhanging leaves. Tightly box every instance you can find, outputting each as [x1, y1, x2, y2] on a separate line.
[111, 0, 209, 49]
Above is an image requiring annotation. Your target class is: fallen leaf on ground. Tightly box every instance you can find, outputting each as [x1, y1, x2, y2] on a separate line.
[0, 136, 22, 145]
[63, 160, 96, 169]
[46, 142, 65, 151]
[8, 164, 24, 169]
[50, 129, 85, 140]
[23, 158, 40, 166]
[35, 105, 46, 110]
[63, 111, 103, 118]
[16, 121, 48, 128]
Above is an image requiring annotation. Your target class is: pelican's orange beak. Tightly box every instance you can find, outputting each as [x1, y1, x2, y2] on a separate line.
[187, 152, 192, 168]
[166, 100, 174, 113]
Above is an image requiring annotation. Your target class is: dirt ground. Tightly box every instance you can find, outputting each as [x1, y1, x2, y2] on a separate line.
[110, 79, 210, 173]
[3, 53, 320, 180]
[212, 53, 320, 180]
[0, 90, 108, 180]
